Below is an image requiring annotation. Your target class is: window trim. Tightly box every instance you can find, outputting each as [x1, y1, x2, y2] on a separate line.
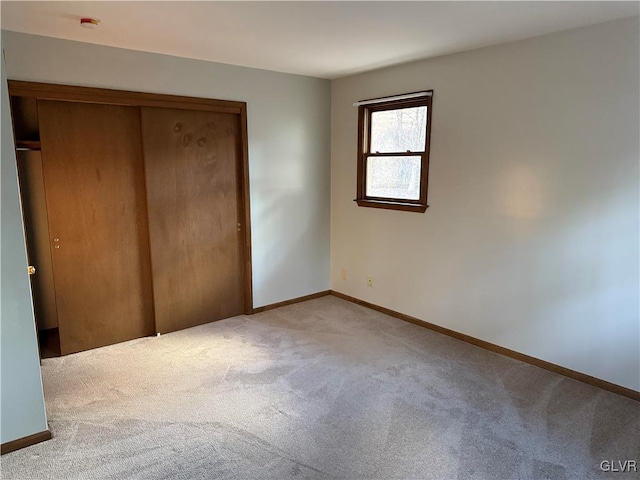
[355, 91, 433, 213]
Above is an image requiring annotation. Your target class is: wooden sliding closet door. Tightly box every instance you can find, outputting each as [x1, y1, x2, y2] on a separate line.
[38, 101, 155, 354]
[141, 108, 245, 333]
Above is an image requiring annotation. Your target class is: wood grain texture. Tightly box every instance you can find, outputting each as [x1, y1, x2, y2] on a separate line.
[330, 291, 640, 402]
[1, 430, 51, 455]
[141, 107, 245, 333]
[239, 105, 253, 313]
[38, 100, 155, 355]
[9, 81, 243, 114]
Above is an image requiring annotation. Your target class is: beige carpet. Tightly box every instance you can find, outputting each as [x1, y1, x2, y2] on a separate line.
[1, 296, 638, 479]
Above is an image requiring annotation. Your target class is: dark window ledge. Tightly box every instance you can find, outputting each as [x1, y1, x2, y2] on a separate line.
[354, 198, 428, 213]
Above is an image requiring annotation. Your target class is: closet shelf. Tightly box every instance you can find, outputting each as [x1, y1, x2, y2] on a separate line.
[16, 140, 41, 151]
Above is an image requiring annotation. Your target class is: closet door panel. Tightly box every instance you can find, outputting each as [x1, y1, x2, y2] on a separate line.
[38, 100, 155, 354]
[141, 107, 244, 333]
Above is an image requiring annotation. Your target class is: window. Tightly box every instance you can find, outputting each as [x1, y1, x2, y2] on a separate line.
[355, 91, 433, 213]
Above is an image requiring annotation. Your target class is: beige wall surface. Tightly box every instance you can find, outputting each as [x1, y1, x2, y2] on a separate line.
[2, 30, 331, 309]
[331, 17, 640, 390]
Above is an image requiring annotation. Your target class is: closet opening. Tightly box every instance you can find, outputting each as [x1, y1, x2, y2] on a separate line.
[9, 81, 253, 358]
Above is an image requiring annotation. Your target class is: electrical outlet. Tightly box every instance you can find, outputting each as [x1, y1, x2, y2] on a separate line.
[341, 269, 348, 281]
[367, 275, 373, 287]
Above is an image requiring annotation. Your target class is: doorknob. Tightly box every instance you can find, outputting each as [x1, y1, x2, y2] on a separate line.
[28, 265, 36, 275]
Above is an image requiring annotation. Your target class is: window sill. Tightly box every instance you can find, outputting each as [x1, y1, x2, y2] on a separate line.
[354, 199, 428, 213]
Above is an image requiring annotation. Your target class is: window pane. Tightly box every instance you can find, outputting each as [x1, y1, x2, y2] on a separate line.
[366, 156, 421, 200]
[370, 106, 427, 153]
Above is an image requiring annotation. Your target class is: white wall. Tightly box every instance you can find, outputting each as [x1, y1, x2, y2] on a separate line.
[1, 50, 48, 444]
[331, 17, 640, 391]
[1, 30, 331, 309]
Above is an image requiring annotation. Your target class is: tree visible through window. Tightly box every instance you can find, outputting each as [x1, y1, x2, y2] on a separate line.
[356, 92, 432, 212]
